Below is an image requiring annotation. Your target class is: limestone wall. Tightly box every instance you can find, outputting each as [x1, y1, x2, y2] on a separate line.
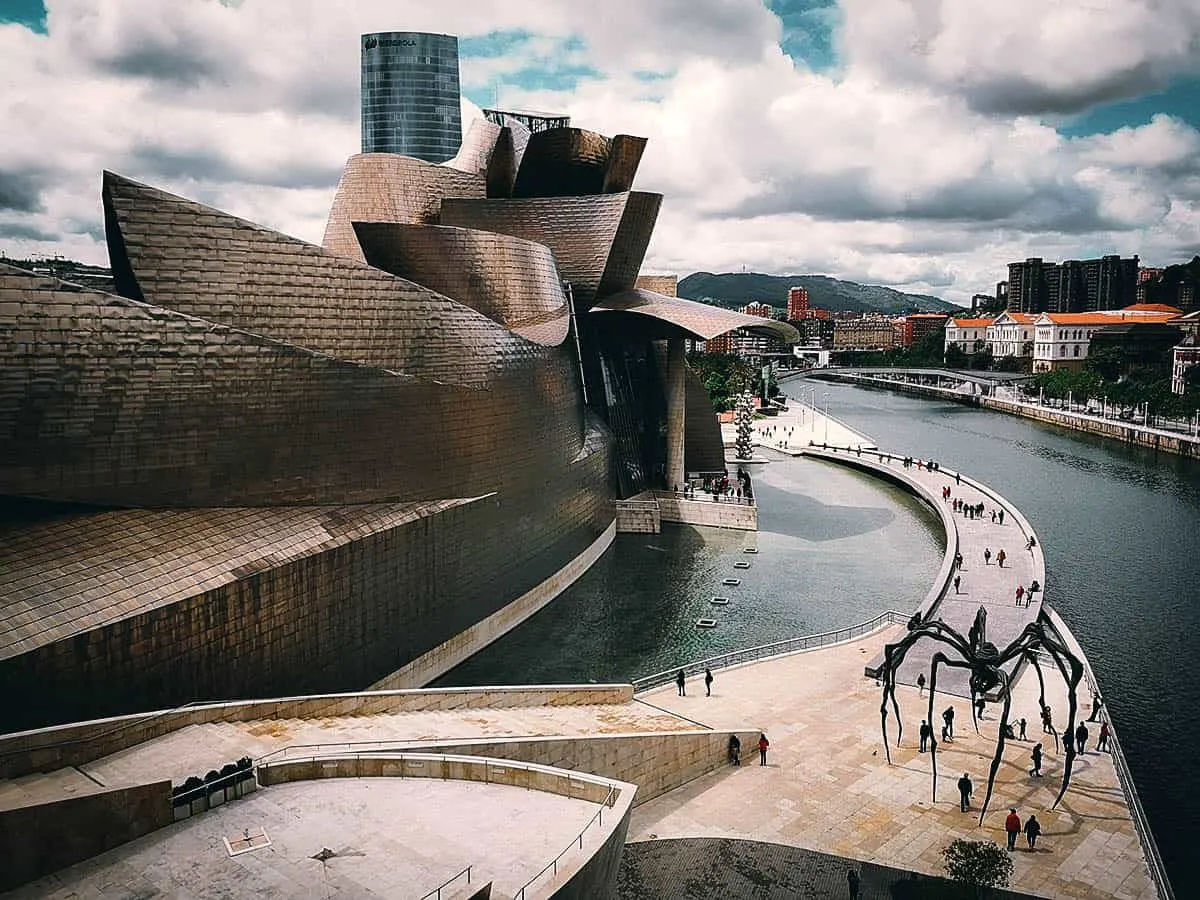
[0, 780, 172, 892]
[0, 684, 633, 779]
[654, 494, 757, 531]
[406, 729, 760, 805]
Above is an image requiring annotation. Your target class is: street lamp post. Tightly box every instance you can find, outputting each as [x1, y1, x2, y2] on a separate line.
[823, 392, 830, 443]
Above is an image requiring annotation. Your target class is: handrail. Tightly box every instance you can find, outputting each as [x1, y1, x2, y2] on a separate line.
[513, 785, 617, 899]
[417, 865, 472, 900]
[0, 698, 212, 761]
[632, 610, 910, 691]
[253, 731, 640, 767]
[1039, 608, 1176, 900]
[655, 489, 756, 507]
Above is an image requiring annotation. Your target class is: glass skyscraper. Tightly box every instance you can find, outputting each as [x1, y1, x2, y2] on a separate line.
[361, 31, 462, 162]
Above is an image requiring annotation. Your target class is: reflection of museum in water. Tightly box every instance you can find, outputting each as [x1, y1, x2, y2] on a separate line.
[0, 104, 795, 731]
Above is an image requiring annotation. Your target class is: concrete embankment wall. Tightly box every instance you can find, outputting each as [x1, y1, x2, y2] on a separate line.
[404, 729, 761, 806]
[807, 370, 1200, 459]
[654, 493, 757, 531]
[984, 398, 1200, 458]
[0, 684, 633, 779]
[0, 780, 172, 892]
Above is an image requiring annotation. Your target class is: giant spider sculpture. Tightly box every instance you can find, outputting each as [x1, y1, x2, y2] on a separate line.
[878, 606, 1084, 824]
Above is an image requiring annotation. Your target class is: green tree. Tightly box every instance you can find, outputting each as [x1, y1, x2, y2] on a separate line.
[942, 839, 1013, 895]
[945, 343, 968, 369]
[995, 354, 1021, 373]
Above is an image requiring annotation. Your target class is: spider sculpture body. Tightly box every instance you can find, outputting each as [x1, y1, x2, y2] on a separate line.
[877, 606, 1084, 823]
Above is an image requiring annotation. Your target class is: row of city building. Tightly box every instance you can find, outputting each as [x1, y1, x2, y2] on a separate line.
[968, 255, 1199, 316]
[945, 307, 1200, 392]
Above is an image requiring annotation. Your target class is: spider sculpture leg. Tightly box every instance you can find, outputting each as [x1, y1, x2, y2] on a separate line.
[1026, 650, 1060, 753]
[977, 666, 1016, 824]
[1040, 630, 1085, 809]
[926, 651, 973, 805]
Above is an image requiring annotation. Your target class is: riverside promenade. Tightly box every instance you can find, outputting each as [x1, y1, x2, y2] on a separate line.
[629, 427, 1162, 900]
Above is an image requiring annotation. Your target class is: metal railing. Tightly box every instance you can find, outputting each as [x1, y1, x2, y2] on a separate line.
[417, 866, 472, 900]
[632, 610, 910, 692]
[255, 734, 571, 767]
[655, 489, 756, 507]
[0, 697, 212, 769]
[1037, 610, 1176, 900]
[513, 785, 618, 899]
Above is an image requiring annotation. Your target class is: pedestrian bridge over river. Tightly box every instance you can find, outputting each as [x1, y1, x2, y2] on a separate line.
[808, 366, 1037, 390]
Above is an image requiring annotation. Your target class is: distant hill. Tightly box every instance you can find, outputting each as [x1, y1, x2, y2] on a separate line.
[678, 272, 962, 315]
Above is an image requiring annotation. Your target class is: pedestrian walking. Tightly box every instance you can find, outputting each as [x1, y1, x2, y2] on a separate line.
[1027, 535, 1037, 551]
[847, 868, 861, 900]
[1024, 814, 1041, 849]
[1041, 705, 1053, 733]
[1075, 721, 1089, 754]
[957, 773, 973, 812]
[943, 706, 955, 740]
[1088, 693, 1103, 722]
[919, 720, 932, 752]
[917, 672, 926, 697]
[1015, 585, 1025, 606]
[1019, 717, 1027, 740]
[1030, 743, 1043, 776]
[954, 552, 963, 569]
[954, 575, 961, 594]
[975, 697, 986, 719]
[997, 549, 1006, 568]
[1098, 720, 1110, 751]
[955, 472, 961, 485]
[999, 509, 1005, 525]
[991, 510, 996, 523]
[758, 733, 770, 766]
[676, 669, 686, 696]
[1005, 809, 1021, 851]
[705, 668, 714, 696]
[728, 733, 741, 765]
[984, 547, 992, 566]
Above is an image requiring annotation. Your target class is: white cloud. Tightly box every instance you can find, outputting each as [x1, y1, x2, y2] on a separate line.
[1, 0, 1197, 305]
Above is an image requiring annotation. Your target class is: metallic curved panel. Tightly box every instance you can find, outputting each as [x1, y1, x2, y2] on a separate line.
[590, 289, 801, 342]
[512, 127, 612, 198]
[321, 153, 485, 260]
[440, 191, 662, 309]
[353, 222, 570, 346]
[602, 134, 648, 193]
[0, 266, 583, 507]
[104, 171, 527, 389]
[598, 192, 662, 298]
[445, 118, 503, 174]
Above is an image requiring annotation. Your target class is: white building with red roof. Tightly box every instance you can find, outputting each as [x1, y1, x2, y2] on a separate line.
[1032, 305, 1182, 372]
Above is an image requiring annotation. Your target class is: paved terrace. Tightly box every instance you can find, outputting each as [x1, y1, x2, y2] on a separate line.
[0, 697, 703, 810]
[630, 625, 1154, 899]
[10, 777, 606, 900]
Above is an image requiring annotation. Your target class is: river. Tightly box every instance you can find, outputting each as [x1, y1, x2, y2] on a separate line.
[439, 379, 1196, 891]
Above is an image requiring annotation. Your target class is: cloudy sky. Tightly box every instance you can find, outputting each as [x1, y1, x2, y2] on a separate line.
[1, 0, 1198, 304]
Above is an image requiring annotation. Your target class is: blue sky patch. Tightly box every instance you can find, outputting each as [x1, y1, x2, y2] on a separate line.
[767, 0, 840, 71]
[0, 0, 47, 33]
[461, 29, 601, 105]
[1058, 78, 1200, 137]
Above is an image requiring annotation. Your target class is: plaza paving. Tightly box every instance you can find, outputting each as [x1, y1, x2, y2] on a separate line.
[629, 626, 1152, 899]
[9, 777, 606, 899]
[0, 702, 702, 809]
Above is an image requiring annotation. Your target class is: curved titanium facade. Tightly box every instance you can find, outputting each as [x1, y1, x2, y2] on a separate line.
[0, 112, 772, 732]
[322, 153, 485, 261]
[353, 223, 570, 346]
[440, 192, 662, 309]
[361, 31, 462, 162]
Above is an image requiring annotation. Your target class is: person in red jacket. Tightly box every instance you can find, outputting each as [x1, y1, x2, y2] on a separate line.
[1005, 808, 1022, 851]
[758, 733, 770, 766]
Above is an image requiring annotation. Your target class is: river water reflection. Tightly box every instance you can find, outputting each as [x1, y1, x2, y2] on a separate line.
[437, 458, 942, 684]
[439, 380, 1194, 891]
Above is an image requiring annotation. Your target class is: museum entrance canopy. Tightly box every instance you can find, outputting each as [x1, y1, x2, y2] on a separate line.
[589, 289, 800, 344]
